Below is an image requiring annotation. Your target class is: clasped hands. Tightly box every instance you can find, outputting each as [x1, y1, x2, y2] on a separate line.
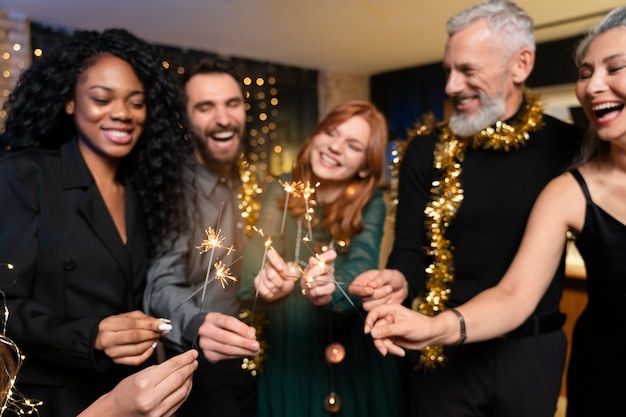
[348, 268, 439, 357]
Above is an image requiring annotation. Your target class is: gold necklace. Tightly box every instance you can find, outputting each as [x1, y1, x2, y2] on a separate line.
[416, 89, 544, 368]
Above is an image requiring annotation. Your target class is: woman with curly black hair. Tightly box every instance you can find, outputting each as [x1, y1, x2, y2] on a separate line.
[0, 28, 193, 416]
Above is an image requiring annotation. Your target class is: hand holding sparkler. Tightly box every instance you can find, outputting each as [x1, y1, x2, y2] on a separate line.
[196, 312, 260, 363]
[348, 268, 409, 311]
[278, 179, 303, 236]
[95, 310, 173, 366]
[254, 249, 300, 302]
[300, 249, 337, 307]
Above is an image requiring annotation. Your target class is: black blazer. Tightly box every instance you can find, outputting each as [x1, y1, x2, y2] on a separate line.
[0, 139, 148, 416]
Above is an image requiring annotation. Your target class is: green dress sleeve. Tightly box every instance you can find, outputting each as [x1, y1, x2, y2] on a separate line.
[323, 188, 386, 315]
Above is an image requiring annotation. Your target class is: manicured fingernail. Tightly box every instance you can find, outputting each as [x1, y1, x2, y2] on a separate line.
[158, 318, 171, 323]
[158, 323, 173, 332]
[152, 341, 158, 349]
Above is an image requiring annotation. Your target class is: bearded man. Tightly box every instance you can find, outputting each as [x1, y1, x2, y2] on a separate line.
[350, 1, 583, 416]
[145, 58, 260, 417]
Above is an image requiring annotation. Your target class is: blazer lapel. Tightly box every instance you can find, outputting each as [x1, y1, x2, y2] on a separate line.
[124, 181, 148, 286]
[61, 141, 134, 280]
[78, 186, 133, 278]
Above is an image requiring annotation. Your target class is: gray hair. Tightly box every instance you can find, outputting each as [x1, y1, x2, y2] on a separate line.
[575, 7, 626, 67]
[447, 0, 535, 59]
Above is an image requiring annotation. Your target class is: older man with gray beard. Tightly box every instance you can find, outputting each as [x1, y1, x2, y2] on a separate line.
[350, 1, 583, 416]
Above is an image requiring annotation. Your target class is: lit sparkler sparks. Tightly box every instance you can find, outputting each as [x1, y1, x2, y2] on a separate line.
[194, 225, 237, 337]
[301, 180, 319, 242]
[278, 179, 303, 236]
[196, 228, 235, 255]
[212, 260, 237, 289]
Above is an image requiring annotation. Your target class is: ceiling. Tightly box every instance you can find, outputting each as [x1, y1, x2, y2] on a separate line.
[1, 0, 625, 76]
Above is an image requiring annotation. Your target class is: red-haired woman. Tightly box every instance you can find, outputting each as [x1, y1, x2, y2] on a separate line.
[239, 100, 406, 417]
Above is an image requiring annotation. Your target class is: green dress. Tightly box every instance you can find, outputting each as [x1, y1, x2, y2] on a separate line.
[239, 174, 407, 417]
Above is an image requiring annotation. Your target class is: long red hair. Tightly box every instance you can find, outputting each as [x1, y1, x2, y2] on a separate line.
[283, 100, 387, 243]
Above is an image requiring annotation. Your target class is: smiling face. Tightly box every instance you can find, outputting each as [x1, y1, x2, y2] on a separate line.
[185, 72, 245, 171]
[576, 27, 626, 144]
[66, 53, 146, 167]
[309, 115, 371, 191]
[444, 19, 519, 137]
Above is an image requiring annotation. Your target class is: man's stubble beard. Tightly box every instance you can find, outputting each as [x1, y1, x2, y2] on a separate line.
[192, 131, 243, 168]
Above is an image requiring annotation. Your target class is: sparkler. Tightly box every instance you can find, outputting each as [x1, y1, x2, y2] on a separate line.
[250, 226, 273, 324]
[167, 255, 242, 318]
[301, 180, 319, 242]
[278, 179, 303, 236]
[302, 242, 365, 321]
[212, 259, 238, 289]
[186, 223, 240, 349]
[278, 176, 361, 319]
[178, 208, 239, 347]
[195, 226, 236, 314]
[197, 228, 230, 295]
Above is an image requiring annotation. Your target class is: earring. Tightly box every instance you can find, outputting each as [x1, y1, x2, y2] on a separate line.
[358, 170, 369, 178]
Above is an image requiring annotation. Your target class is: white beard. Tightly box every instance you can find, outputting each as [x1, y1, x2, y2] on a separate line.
[448, 92, 506, 137]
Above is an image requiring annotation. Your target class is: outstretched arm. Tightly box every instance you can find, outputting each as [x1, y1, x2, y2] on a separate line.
[365, 173, 583, 356]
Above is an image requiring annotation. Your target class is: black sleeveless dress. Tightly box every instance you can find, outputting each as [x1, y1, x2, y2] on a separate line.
[566, 169, 626, 417]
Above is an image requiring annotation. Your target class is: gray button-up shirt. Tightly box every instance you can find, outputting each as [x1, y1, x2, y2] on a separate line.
[145, 159, 247, 350]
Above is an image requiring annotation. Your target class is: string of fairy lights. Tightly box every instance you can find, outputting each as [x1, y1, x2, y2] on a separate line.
[1, 53, 284, 186]
[0, 13, 314, 186]
[0, 11, 30, 122]
[242, 74, 281, 184]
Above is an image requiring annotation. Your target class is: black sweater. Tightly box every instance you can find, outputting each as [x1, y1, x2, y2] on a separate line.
[387, 112, 583, 320]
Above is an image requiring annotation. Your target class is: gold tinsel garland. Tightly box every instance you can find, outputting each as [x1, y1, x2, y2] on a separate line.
[408, 90, 544, 368]
[418, 128, 466, 367]
[235, 154, 267, 374]
[238, 308, 267, 376]
[237, 154, 263, 237]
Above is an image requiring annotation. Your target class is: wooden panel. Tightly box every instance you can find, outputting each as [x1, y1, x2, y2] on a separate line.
[559, 275, 587, 397]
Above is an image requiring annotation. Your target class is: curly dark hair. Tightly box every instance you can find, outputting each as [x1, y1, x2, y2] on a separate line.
[0, 28, 192, 256]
